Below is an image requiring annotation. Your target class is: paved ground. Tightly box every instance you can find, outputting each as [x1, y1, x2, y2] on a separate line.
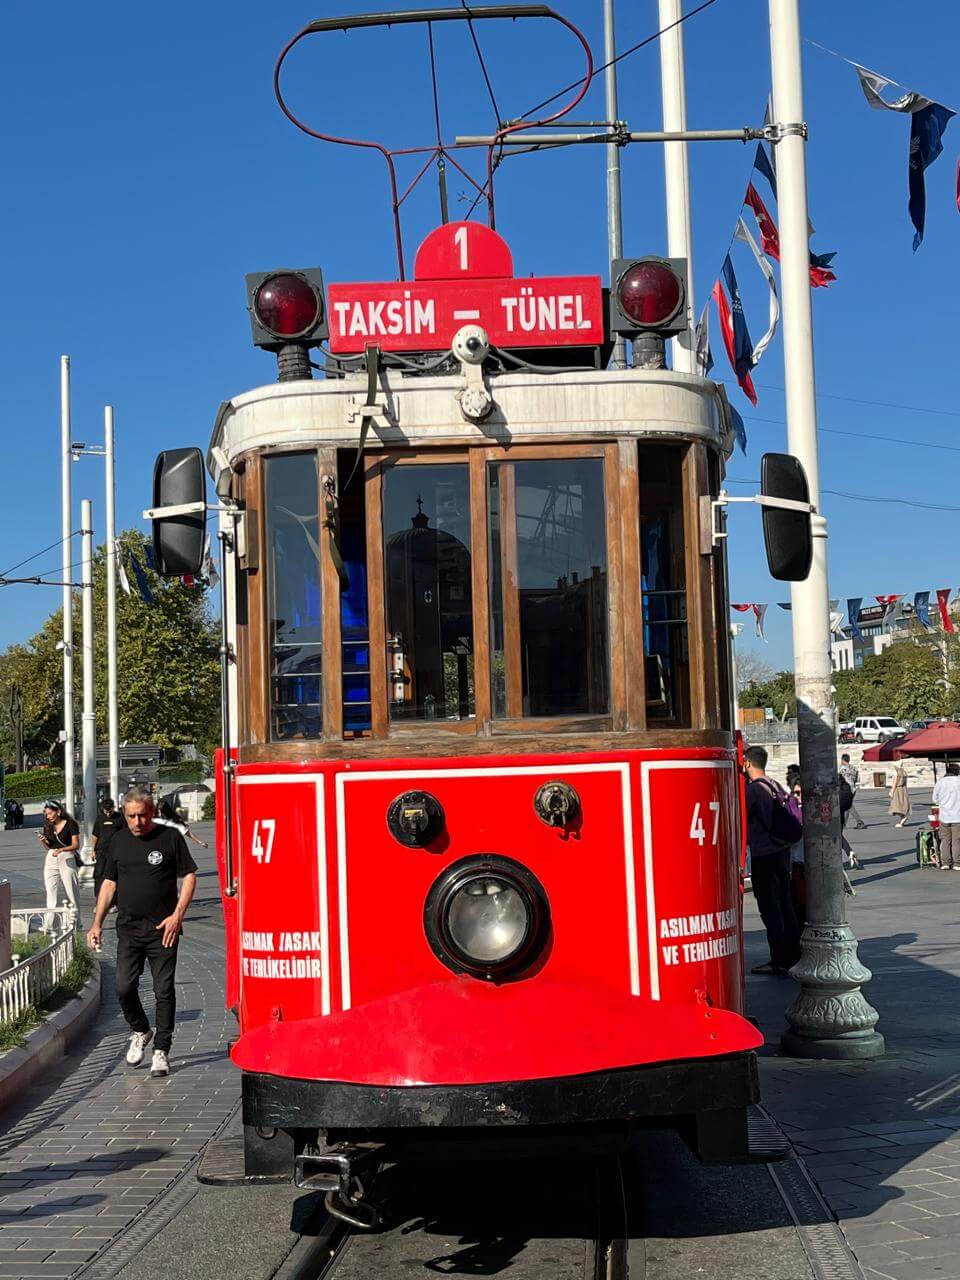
[747, 786, 960, 1280]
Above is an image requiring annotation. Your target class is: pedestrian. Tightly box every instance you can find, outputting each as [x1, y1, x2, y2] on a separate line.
[787, 778, 806, 922]
[889, 765, 911, 829]
[838, 772, 862, 869]
[839, 753, 867, 828]
[91, 797, 124, 900]
[744, 745, 803, 976]
[932, 762, 960, 870]
[86, 787, 197, 1078]
[38, 800, 81, 929]
[155, 797, 207, 849]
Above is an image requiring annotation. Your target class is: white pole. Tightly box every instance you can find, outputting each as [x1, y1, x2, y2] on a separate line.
[60, 357, 75, 813]
[768, 0, 882, 1058]
[730, 622, 743, 729]
[603, 0, 626, 370]
[105, 407, 120, 807]
[80, 500, 97, 862]
[657, 0, 697, 374]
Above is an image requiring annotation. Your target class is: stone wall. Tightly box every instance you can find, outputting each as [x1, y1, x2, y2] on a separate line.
[762, 741, 938, 789]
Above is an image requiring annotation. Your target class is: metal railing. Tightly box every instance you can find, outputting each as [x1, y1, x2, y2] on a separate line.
[1, 909, 76, 1024]
[740, 720, 799, 744]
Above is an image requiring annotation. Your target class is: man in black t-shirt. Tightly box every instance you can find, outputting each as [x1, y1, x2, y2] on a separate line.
[91, 799, 123, 899]
[87, 788, 197, 1077]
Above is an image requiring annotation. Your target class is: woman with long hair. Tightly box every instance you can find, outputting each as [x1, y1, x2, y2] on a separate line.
[39, 799, 81, 928]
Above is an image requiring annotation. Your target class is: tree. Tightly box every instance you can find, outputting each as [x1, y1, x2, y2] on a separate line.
[833, 639, 946, 722]
[0, 529, 220, 769]
[739, 670, 797, 720]
[735, 651, 775, 694]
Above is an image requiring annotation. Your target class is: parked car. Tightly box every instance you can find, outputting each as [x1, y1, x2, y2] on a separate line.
[853, 716, 903, 743]
[906, 719, 936, 732]
[838, 723, 856, 744]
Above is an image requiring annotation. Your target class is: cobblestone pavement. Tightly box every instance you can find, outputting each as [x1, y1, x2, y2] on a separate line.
[0, 826, 238, 1278]
[748, 787, 960, 1280]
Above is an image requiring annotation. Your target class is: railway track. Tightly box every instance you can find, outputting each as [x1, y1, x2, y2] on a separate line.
[277, 1155, 645, 1280]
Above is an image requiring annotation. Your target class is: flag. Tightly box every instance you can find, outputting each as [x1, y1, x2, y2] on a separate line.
[731, 603, 753, 613]
[744, 183, 780, 260]
[129, 551, 154, 606]
[875, 594, 903, 628]
[852, 64, 955, 250]
[937, 588, 955, 633]
[181, 575, 196, 589]
[752, 603, 768, 640]
[909, 103, 955, 250]
[914, 590, 931, 629]
[728, 402, 748, 455]
[201, 533, 219, 589]
[847, 597, 863, 641]
[721, 255, 757, 388]
[695, 301, 714, 376]
[830, 608, 845, 636]
[115, 540, 131, 596]
[777, 602, 792, 611]
[712, 279, 757, 406]
[753, 141, 779, 201]
[733, 217, 780, 365]
[143, 543, 157, 572]
[808, 251, 837, 289]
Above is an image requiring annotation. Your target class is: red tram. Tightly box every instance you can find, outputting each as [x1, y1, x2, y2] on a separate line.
[146, 8, 812, 1225]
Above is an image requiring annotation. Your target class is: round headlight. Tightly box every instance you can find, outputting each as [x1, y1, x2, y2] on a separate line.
[447, 877, 529, 964]
[424, 856, 549, 980]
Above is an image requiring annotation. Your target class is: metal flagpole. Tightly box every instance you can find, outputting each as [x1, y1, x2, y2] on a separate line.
[60, 357, 76, 813]
[768, 0, 882, 1058]
[105, 407, 120, 806]
[80, 499, 97, 862]
[603, 0, 626, 370]
[657, 0, 697, 374]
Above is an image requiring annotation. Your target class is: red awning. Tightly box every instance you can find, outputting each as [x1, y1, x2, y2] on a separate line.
[861, 734, 914, 762]
[889, 722, 960, 759]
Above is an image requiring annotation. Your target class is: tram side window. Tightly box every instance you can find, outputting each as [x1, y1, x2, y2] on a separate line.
[638, 445, 691, 726]
[383, 465, 475, 722]
[489, 458, 608, 718]
[264, 453, 322, 741]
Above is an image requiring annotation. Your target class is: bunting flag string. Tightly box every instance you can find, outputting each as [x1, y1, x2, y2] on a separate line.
[753, 603, 768, 640]
[852, 64, 955, 251]
[128, 550, 154, 607]
[847, 597, 863, 641]
[750, 143, 837, 287]
[732, 590, 959, 640]
[733, 217, 780, 365]
[116, 541, 131, 597]
[695, 300, 713, 377]
[937, 589, 955, 634]
[914, 591, 932, 629]
[712, 274, 757, 406]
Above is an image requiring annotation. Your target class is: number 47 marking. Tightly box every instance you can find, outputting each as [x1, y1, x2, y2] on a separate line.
[251, 819, 276, 865]
[689, 801, 721, 846]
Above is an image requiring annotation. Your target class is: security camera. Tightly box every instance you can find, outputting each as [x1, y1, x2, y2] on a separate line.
[452, 324, 490, 366]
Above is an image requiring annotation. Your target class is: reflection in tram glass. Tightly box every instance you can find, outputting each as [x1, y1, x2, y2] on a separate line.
[383, 465, 474, 721]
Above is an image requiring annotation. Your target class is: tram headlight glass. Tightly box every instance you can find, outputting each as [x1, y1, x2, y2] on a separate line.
[447, 876, 529, 964]
[425, 856, 549, 979]
[617, 259, 682, 327]
[254, 272, 321, 339]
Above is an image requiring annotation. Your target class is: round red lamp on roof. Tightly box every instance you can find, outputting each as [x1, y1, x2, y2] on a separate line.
[616, 259, 683, 328]
[254, 272, 322, 339]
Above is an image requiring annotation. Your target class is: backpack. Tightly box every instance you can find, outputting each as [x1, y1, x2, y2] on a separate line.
[838, 775, 854, 815]
[756, 778, 804, 847]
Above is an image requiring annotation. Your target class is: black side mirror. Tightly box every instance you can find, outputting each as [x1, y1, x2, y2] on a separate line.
[151, 448, 206, 577]
[760, 452, 812, 582]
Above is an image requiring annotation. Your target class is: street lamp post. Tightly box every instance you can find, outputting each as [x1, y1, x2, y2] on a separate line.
[60, 357, 75, 814]
[768, 0, 883, 1058]
[80, 500, 97, 861]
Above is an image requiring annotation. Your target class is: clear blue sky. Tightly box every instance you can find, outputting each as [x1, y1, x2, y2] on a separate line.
[0, 1, 956, 671]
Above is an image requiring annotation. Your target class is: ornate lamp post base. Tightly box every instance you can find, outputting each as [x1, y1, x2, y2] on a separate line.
[781, 923, 885, 1060]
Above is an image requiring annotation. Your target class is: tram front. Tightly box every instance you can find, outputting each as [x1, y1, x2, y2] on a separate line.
[147, 222, 812, 1198]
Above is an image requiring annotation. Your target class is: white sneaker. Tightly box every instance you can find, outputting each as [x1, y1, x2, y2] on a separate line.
[126, 1030, 153, 1065]
[150, 1049, 169, 1078]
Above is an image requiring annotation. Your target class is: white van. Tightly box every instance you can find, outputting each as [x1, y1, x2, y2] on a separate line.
[853, 716, 902, 743]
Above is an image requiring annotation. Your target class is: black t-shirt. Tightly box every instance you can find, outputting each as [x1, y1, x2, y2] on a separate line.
[93, 812, 124, 856]
[43, 817, 80, 857]
[101, 824, 198, 926]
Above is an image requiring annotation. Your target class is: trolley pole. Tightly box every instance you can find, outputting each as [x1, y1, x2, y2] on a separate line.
[105, 407, 120, 807]
[768, 0, 882, 1058]
[657, 0, 697, 374]
[60, 357, 76, 813]
[603, 0, 626, 370]
[80, 500, 97, 862]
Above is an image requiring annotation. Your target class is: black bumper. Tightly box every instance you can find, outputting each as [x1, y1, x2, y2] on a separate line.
[242, 1050, 759, 1131]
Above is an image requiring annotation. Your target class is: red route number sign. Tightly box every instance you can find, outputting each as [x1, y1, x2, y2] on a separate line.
[327, 221, 604, 354]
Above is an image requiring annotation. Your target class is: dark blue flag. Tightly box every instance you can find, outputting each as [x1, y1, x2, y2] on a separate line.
[847, 597, 863, 641]
[720, 255, 755, 384]
[914, 590, 931, 629]
[909, 102, 955, 250]
[129, 551, 154, 606]
[728, 402, 747, 455]
[143, 543, 157, 572]
[754, 142, 778, 200]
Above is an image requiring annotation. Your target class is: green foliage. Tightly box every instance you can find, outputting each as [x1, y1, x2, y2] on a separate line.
[10, 933, 53, 959]
[4, 768, 65, 800]
[0, 529, 221, 771]
[0, 940, 95, 1050]
[0, 1006, 42, 1052]
[158, 761, 207, 784]
[202, 792, 216, 821]
[56, 940, 94, 999]
[739, 671, 797, 720]
[834, 641, 947, 722]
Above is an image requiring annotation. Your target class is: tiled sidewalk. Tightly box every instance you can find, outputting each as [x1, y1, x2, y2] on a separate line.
[749, 789, 960, 1280]
[0, 932, 237, 1278]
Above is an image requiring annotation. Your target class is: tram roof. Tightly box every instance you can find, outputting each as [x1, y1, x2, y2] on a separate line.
[207, 366, 734, 474]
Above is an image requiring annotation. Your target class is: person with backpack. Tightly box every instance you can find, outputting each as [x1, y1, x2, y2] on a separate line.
[744, 745, 803, 976]
[838, 773, 862, 870]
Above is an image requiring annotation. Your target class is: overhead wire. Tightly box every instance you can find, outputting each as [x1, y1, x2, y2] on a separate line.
[725, 476, 960, 514]
[754, 383, 960, 421]
[745, 414, 960, 455]
[0, 531, 80, 579]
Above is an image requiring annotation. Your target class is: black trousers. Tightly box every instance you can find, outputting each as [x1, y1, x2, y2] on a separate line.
[115, 922, 179, 1052]
[751, 850, 802, 970]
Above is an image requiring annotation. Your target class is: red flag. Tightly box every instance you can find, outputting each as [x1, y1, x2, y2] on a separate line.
[712, 280, 757, 406]
[181, 574, 196, 589]
[744, 183, 781, 260]
[937, 588, 955, 633]
[809, 262, 837, 288]
[875, 595, 901, 605]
